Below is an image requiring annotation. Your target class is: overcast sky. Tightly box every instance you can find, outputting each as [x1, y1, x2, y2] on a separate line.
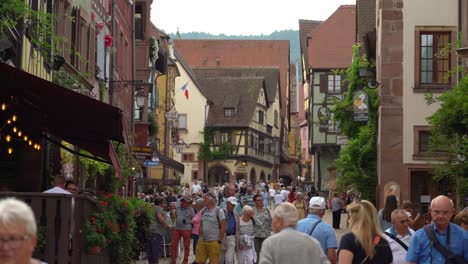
[151, 0, 357, 36]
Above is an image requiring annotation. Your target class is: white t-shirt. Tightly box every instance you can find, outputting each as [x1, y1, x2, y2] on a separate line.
[280, 189, 289, 200]
[192, 183, 201, 194]
[43, 187, 71, 194]
[269, 188, 276, 198]
[274, 193, 284, 205]
[383, 227, 414, 264]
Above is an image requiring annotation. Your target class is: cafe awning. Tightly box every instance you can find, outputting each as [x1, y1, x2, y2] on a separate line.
[159, 154, 185, 174]
[0, 62, 126, 165]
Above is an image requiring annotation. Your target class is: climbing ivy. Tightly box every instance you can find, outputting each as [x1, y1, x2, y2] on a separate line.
[198, 128, 236, 160]
[333, 44, 379, 202]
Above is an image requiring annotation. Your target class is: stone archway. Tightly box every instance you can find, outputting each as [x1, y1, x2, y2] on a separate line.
[260, 171, 266, 182]
[208, 165, 230, 187]
[279, 175, 293, 187]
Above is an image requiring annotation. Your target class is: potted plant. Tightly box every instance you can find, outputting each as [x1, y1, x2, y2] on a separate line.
[84, 193, 119, 255]
[84, 214, 107, 254]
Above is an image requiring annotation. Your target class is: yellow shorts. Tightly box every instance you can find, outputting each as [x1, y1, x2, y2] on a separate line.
[195, 239, 220, 263]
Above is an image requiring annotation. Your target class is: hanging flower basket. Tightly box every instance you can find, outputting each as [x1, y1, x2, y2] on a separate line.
[88, 245, 102, 255]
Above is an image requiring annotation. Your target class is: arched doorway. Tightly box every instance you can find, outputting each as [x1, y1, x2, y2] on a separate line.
[249, 168, 256, 186]
[279, 175, 292, 187]
[208, 165, 230, 187]
[260, 171, 266, 182]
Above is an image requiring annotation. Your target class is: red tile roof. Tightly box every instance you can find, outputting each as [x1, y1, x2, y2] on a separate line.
[299, 20, 322, 77]
[308, 5, 356, 69]
[174, 39, 290, 117]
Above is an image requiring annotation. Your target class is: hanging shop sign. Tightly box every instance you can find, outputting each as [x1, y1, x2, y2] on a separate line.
[165, 110, 179, 121]
[317, 106, 331, 130]
[353, 90, 369, 122]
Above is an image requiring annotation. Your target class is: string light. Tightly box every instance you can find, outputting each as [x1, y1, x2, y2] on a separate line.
[23, 135, 28, 141]
[7, 119, 11, 124]
[17, 131, 22, 137]
[5, 135, 11, 142]
[28, 140, 32, 146]
[36, 145, 41, 150]
[13, 127, 17, 133]
[1, 103, 6, 111]
[7, 147, 12, 154]
[12, 115, 17, 122]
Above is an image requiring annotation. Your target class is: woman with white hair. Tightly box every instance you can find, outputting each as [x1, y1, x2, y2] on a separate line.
[237, 205, 256, 264]
[259, 202, 329, 264]
[0, 197, 46, 264]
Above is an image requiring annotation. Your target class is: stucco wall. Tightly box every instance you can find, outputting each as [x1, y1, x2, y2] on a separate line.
[401, 0, 457, 164]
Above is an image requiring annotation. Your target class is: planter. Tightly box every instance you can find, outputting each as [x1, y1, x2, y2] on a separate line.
[88, 245, 102, 255]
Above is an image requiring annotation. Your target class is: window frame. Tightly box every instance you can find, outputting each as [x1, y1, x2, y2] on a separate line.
[178, 114, 187, 131]
[258, 110, 264, 124]
[182, 153, 195, 162]
[414, 28, 457, 93]
[327, 74, 342, 94]
[413, 126, 447, 160]
[224, 107, 235, 117]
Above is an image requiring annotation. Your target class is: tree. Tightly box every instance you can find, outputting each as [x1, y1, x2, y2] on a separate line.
[426, 75, 468, 209]
[333, 44, 379, 202]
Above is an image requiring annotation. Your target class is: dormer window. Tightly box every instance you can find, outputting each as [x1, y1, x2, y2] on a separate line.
[224, 108, 235, 117]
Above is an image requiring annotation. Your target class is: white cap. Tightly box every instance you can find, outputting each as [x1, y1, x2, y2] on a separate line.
[309, 196, 326, 209]
[226, 196, 238, 205]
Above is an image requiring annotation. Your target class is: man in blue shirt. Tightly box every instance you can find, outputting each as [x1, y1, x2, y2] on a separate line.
[406, 195, 468, 264]
[297, 196, 337, 264]
[219, 196, 239, 264]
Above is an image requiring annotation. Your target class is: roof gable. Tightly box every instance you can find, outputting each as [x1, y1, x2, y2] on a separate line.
[174, 39, 289, 117]
[196, 77, 265, 127]
[192, 66, 279, 106]
[308, 5, 356, 69]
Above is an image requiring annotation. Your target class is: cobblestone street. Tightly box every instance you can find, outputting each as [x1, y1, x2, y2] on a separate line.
[136, 209, 350, 264]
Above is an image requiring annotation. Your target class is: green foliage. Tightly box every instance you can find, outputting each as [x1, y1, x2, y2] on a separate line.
[426, 75, 468, 208]
[84, 193, 150, 263]
[149, 36, 158, 65]
[52, 69, 81, 89]
[148, 112, 158, 137]
[113, 142, 135, 180]
[333, 44, 379, 202]
[129, 198, 155, 259]
[198, 128, 236, 160]
[0, 0, 63, 62]
[79, 150, 110, 176]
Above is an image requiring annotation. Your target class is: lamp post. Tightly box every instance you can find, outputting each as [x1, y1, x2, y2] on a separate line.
[135, 88, 147, 120]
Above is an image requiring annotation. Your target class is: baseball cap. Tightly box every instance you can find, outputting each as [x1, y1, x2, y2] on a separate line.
[226, 196, 238, 205]
[309, 196, 326, 209]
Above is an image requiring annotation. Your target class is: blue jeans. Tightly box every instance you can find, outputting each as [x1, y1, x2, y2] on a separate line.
[192, 234, 199, 254]
[147, 232, 163, 264]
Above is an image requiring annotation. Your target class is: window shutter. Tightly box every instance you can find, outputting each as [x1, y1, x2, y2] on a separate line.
[320, 74, 328, 93]
[231, 131, 236, 145]
[341, 74, 348, 92]
[214, 131, 221, 145]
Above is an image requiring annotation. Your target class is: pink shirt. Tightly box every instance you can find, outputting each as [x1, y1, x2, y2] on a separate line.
[192, 210, 202, 235]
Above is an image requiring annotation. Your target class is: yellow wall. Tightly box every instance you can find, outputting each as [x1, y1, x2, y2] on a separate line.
[21, 1, 52, 81]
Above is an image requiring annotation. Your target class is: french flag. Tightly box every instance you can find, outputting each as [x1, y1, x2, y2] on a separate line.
[181, 83, 189, 99]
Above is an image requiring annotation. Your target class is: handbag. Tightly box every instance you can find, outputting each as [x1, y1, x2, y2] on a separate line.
[423, 225, 466, 264]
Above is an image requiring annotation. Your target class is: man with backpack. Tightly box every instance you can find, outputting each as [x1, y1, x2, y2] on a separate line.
[406, 195, 468, 264]
[296, 196, 337, 264]
[196, 192, 226, 264]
